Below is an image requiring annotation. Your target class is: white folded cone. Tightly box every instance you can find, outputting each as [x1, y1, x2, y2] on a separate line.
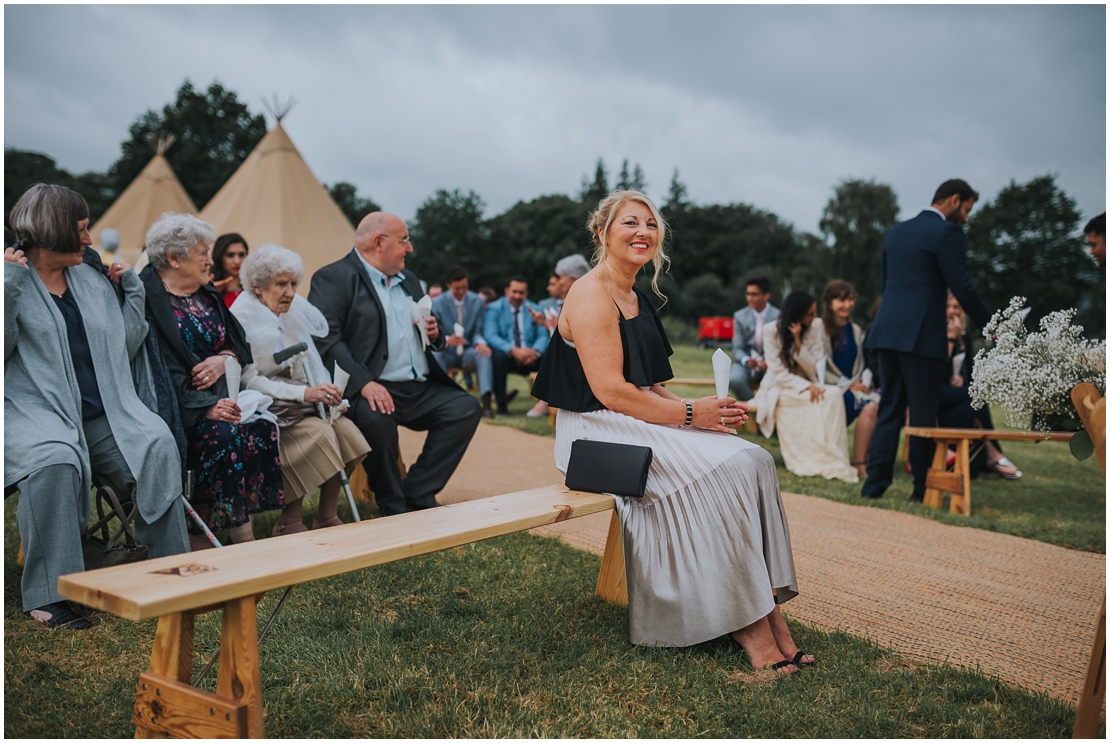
[712, 348, 731, 399]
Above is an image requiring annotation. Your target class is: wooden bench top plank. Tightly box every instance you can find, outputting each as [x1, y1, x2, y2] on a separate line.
[904, 426, 1075, 442]
[663, 378, 716, 386]
[58, 485, 613, 621]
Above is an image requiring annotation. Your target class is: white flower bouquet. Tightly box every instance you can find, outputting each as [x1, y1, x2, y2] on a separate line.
[969, 297, 1105, 454]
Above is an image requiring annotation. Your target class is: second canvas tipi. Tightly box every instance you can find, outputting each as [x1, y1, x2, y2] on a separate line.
[90, 136, 197, 265]
[198, 109, 355, 295]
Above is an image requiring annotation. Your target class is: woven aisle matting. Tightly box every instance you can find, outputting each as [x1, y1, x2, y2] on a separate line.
[400, 424, 1105, 704]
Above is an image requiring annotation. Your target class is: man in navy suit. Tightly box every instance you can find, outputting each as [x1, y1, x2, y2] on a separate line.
[483, 275, 550, 415]
[862, 179, 993, 502]
[431, 265, 495, 417]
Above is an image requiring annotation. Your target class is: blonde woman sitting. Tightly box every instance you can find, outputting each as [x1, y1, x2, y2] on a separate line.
[532, 190, 811, 673]
[231, 244, 370, 534]
[753, 289, 859, 482]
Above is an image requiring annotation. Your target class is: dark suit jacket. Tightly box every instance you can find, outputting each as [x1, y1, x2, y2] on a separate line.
[140, 265, 254, 431]
[865, 210, 992, 361]
[308, 249, 454, 399]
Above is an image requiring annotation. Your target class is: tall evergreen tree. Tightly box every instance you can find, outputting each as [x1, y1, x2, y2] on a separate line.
[631, 163, 647, 192]
[663, 169, 690, 214]
[579, 158, 609, 207]
[616, 159, 632, 190]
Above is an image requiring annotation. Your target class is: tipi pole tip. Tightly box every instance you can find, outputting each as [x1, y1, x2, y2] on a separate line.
[261, 95, 298, 124]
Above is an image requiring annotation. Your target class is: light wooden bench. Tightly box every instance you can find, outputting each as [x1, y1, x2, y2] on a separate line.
[904, 426, 1074, 516]
[1069, 383, 1105, 739]
[57, 485, 628, 738]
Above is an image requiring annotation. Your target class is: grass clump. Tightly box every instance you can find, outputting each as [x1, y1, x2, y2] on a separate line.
[4, 495, 1087, 738]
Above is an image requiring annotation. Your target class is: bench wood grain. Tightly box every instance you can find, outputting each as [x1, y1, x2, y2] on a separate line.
[57, 485, 627, 738]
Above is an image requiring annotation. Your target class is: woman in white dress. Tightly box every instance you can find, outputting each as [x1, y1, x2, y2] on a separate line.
[752, 290, 860, 483]
[532, 190, 812, 673]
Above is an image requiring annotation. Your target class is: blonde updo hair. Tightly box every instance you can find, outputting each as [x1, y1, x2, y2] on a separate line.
[587, 189, 670, 299]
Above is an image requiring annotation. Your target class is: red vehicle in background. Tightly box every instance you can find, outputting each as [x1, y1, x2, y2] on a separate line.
[697, 316, 733, 350]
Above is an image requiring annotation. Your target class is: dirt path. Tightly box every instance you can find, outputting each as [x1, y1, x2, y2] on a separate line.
[399, 423, 1105, 704]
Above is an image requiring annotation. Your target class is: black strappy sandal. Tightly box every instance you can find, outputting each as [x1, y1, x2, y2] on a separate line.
[788, 650, 817, 667]
[726, 633, 798, 673]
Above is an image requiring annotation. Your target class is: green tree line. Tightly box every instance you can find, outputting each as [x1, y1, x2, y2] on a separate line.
[5, 79, 1103, 336]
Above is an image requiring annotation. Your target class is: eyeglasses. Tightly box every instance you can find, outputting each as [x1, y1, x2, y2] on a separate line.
[383, 234, 411, 246]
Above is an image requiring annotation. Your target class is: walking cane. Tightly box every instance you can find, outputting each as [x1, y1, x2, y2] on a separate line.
[181, 470, 222, 548]
[279, 344, 363, 523]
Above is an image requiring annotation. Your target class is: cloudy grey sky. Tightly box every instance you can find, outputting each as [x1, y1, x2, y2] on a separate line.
[5, 4, 1106, 234]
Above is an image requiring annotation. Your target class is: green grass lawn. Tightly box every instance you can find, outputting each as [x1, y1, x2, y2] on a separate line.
[3, 493, 1086, 738]
[480, 344, 1106, 553]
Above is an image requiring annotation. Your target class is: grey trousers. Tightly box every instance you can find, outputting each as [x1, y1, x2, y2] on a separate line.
[16, 415, 189, 612]
[432, 347, 493, 396]
[729, 363, 766, 402]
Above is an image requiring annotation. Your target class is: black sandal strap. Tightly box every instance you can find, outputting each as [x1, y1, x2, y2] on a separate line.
[771, 659, 794, 670]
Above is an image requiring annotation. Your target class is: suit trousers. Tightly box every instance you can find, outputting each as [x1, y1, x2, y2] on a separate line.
[491, 348, 543, 410]
[17, 415, 189, 612]
[729, 363, 766, 402]
[349, 380, 482, 516]
[862, 350, 947, 499]
[432, 347, 493, 396]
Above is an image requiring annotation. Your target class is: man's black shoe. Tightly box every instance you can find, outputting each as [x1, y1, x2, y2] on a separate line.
[860, 492, 883, 500]
[505, 389, 519, 406]
[27, 601, 90, 630]
[908, 494, 925, 503]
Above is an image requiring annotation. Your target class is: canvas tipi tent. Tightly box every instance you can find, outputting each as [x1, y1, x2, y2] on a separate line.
[90, 136, 198, 265]
[198, 111, 355, 295]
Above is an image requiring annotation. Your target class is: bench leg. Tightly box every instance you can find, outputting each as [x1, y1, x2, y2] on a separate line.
[1074, 595, 1106, 738]
[922, 440, 948, 510]
[595, 510, 628, 606]
[949, 439, 972, 516]
[217, 597, 265, 738]
[135, 612, 194, 738]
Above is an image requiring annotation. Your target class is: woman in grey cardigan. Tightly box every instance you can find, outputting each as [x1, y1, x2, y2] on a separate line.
[4, 185, 187, 629]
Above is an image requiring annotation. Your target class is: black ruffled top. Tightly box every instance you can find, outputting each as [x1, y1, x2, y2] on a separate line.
[531, 287, 673, 413]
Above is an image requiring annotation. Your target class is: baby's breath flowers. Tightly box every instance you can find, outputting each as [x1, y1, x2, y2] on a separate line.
[969, 296, 1106, 430]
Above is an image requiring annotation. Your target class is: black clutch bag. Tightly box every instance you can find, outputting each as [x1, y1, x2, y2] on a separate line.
[565, 439, 653, 498]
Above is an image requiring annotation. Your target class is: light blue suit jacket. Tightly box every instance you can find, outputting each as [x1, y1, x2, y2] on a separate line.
[483, 296, 550, 355]
[732, 303, 780, 364]
[431, 290, 487, 349]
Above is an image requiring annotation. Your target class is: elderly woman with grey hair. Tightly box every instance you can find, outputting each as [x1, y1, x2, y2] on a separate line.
[140, 213, 284, 549]
[230, 244, 370, 533]
[5, 185, 187, 629]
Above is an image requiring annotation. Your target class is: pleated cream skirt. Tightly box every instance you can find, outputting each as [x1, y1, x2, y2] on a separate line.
[279, 416, 370, 499]
[775, 384, 859, 483]
[555, 409, 799, 647]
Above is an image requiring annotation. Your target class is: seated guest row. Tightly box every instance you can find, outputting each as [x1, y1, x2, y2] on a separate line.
[5, 188, 481, 629]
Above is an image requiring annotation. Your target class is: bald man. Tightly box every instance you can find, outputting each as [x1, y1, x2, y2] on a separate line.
[309, 212, 482, 516]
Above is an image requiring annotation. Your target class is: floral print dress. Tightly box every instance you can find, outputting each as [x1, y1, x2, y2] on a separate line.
[170, 291, 284, 533]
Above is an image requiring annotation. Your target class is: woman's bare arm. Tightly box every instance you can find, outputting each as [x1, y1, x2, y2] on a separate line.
[561, 276, 742, 432]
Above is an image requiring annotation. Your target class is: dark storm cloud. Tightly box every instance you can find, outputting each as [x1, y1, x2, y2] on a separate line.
[4, 5, 1104, 232]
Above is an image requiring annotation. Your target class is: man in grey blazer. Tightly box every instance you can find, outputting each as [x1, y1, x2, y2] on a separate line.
[431, 264, 495, 417]
[309, 213, 482, 516]
[729, 276, 779, 401]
